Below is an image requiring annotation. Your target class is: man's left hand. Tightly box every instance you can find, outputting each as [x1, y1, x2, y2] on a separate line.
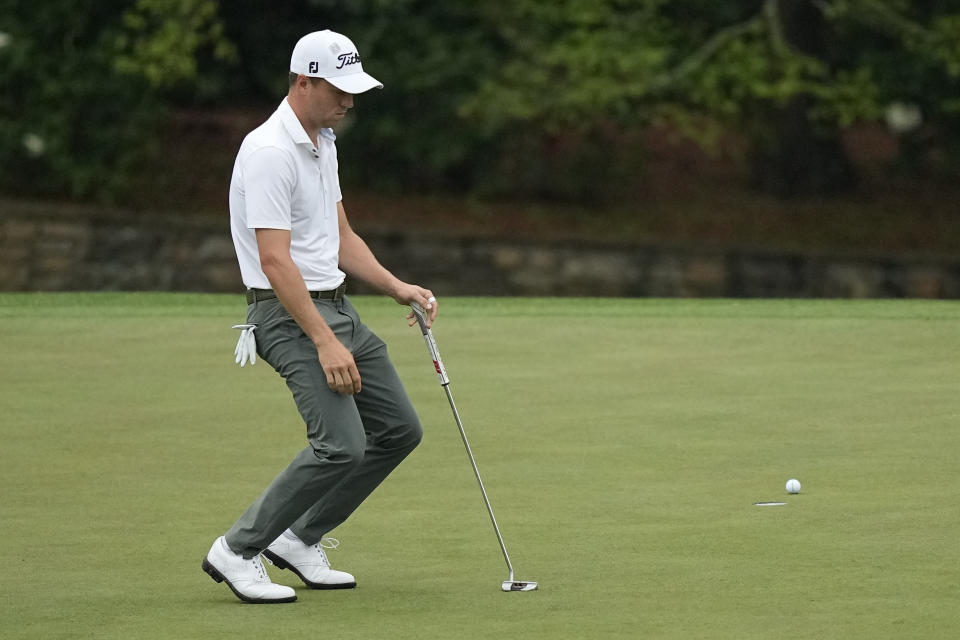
[395, 285, 438, 328]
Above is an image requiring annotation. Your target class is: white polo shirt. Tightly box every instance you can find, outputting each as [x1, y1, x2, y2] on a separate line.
[229, 97, 344, 290]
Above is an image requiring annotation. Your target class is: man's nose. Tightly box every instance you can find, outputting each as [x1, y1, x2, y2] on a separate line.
[343, 94, 354, 109]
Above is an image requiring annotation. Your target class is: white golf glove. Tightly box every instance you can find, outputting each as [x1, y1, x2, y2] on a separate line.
[232, 324, 258, 367]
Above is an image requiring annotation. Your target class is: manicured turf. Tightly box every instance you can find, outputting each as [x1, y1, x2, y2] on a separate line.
[2, 294, 958, 639]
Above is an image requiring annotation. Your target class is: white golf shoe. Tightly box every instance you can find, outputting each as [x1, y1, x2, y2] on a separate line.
[202, 536, 297, 604]
[263, 535, 357, 589]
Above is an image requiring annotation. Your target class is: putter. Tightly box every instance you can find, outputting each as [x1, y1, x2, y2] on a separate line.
[410, 303, 538, 592]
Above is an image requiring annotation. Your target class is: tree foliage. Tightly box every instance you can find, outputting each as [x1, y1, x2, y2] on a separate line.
[2, 0, 960, 203]
[460, 0, 960, 196]
[0, 0, 233, 199]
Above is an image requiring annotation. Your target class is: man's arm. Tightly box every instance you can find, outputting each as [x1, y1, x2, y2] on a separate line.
[336, 201, 438, 327]
[256, 228, 362, 395]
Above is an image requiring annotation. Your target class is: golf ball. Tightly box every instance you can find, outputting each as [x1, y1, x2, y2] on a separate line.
[786, 478, 802, 494]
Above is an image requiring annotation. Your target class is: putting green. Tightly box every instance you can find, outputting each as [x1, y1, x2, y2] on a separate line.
[1, 294, 958, 639]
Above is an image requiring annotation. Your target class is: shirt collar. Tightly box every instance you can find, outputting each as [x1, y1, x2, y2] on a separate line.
[278, 98, 337, 147]
[278, 98, 312, 146]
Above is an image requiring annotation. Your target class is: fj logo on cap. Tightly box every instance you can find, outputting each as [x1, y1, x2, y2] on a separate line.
[336, 52, 361, 69]
[309, 61, 319, 74]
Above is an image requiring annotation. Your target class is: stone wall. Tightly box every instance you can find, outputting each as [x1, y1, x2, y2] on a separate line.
[2, 199, 959, 298]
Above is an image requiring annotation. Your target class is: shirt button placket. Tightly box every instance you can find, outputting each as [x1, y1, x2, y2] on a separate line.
[318, 149, 329, 216]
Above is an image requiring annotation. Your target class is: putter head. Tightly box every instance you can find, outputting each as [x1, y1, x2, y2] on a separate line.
[502, 580, 539, 592]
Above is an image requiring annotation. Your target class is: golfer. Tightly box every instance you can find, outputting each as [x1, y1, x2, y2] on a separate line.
[203, 29, 438, 604]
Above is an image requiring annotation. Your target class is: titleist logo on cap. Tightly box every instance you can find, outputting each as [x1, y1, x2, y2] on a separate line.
[336, 52, 361, 69]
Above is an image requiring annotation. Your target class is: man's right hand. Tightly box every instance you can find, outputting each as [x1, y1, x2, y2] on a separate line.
[316, 336, 362, 395]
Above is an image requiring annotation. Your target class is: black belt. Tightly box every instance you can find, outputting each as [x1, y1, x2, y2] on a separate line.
[246, 282, 346, 304]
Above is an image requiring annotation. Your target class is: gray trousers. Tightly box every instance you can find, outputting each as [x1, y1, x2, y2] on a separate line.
[224, 295, 422, 559]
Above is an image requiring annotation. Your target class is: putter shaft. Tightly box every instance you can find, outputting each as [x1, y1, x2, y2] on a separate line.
[410, 303, 537, 591]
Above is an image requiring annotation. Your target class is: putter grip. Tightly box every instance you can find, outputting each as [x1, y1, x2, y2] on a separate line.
[410, 302, 430, 335]
[410, 303, 449, 385]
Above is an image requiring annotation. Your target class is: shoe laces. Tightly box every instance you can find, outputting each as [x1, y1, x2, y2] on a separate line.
[248, 554, 270, 582]
[312, 537, 340, 567]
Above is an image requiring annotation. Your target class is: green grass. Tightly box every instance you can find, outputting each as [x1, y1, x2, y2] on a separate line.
[2, 294, 959, 639]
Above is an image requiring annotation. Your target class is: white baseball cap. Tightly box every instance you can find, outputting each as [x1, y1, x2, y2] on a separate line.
[290, 30, 383, 94]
